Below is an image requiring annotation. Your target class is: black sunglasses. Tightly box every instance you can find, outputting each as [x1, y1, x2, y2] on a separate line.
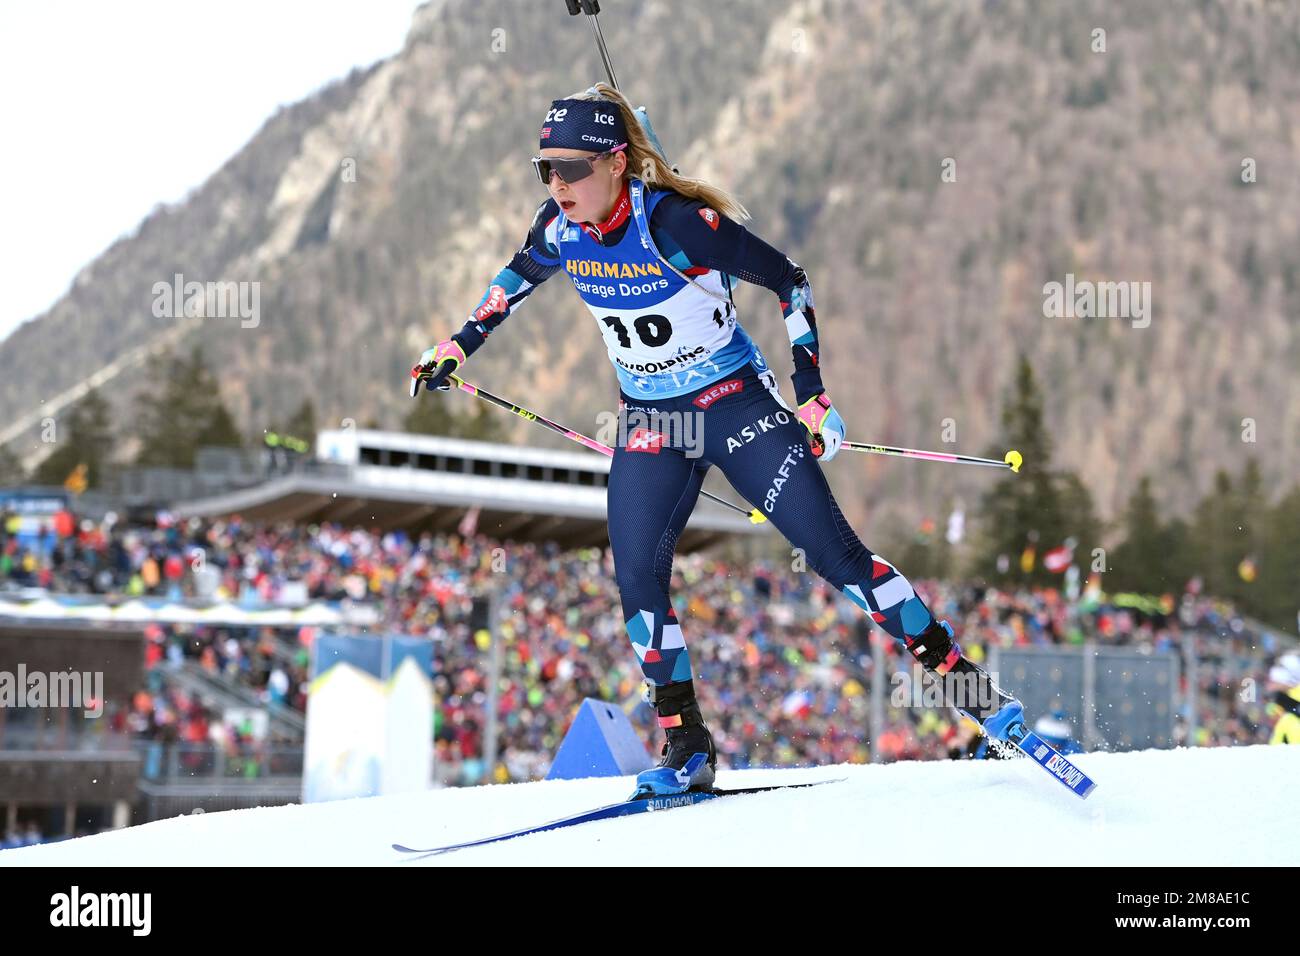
[532, 143, 627, 186]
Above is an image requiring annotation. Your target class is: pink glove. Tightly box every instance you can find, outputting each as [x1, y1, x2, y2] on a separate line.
[410, 337, 467, 396]
[796, 391, 847, 461]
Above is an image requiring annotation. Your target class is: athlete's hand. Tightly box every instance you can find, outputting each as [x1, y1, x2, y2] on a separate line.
[410, 337, 467, 397]
[796, 391, 846, 461]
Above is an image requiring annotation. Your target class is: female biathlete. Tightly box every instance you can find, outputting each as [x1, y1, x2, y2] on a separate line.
[412, 84, 1024, 796]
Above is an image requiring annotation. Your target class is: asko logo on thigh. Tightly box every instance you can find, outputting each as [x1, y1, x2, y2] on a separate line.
[725, 409, 793, 454]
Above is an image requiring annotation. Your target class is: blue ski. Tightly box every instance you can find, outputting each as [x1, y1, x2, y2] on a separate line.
[984, 723, 1097, 798]
[1009, 728, 1097, 798]
[393, 778, 845, 857]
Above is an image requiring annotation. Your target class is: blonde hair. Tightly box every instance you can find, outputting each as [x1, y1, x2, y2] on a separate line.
[567, 82, 751, 223]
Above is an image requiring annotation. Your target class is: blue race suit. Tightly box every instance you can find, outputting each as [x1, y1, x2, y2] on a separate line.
[452, 178, 940, 686]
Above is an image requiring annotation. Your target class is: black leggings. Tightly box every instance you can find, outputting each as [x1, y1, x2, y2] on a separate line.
[607, 358, 938, 686]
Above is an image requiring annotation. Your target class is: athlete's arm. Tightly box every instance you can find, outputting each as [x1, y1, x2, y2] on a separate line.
[451, 198, 565, 358]
[649, 194, 825, 405]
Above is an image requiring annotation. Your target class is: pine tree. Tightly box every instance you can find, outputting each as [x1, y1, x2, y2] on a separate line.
[282, 398, 318, 443]
[135, 347, 243, 468]
[1108, 476, 1164, 591]
[1161, 517, 1195, 594]
[971, 353, 1095, 586]
[1257, 485, 1300, 632]
[1226, 456, 1268, 605]
[1056, 470, 1102, 580]
[404, 392, 458, 437]
[1188, 469, 1238, 598]
[31, 388, 115, 490]
[404, 392, 507, 442]
[0, 444, 26, 487]
[459, 403, 508, 443]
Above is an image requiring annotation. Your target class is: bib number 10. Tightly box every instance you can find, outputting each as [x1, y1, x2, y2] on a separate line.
[600, 314, 672, 349]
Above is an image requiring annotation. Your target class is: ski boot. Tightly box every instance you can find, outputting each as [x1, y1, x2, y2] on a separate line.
[906, 618, 1027, 746]
[633, 679, 718, 798]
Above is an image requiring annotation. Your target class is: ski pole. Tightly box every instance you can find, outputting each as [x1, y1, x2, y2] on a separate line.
[564, 0, 619, 91]
[412, 360, 768, 524]
[841, 441, 1023, 473]
[562, 0, 679, 174]
[561, 3, 1005, 477]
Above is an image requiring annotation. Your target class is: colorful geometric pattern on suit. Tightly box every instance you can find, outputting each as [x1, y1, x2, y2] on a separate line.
[840, 554, 936, 648]
[624, 604, 693, 686]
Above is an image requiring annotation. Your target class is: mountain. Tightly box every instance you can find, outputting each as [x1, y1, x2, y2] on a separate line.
[4, 0, 1298, 538]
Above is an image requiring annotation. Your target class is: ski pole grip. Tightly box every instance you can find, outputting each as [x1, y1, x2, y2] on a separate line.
[410, 357, 459, 397]
[429, 357, 458, 392]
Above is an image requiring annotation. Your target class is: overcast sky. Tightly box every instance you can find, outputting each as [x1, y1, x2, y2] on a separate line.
[0, 0, 423, 343]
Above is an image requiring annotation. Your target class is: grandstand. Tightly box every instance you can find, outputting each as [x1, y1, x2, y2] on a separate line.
[168, 430, 761, 550]
[3, 503, 1294, 838]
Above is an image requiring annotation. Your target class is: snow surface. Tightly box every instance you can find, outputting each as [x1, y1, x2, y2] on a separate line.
[2, 745, 1294, 866]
